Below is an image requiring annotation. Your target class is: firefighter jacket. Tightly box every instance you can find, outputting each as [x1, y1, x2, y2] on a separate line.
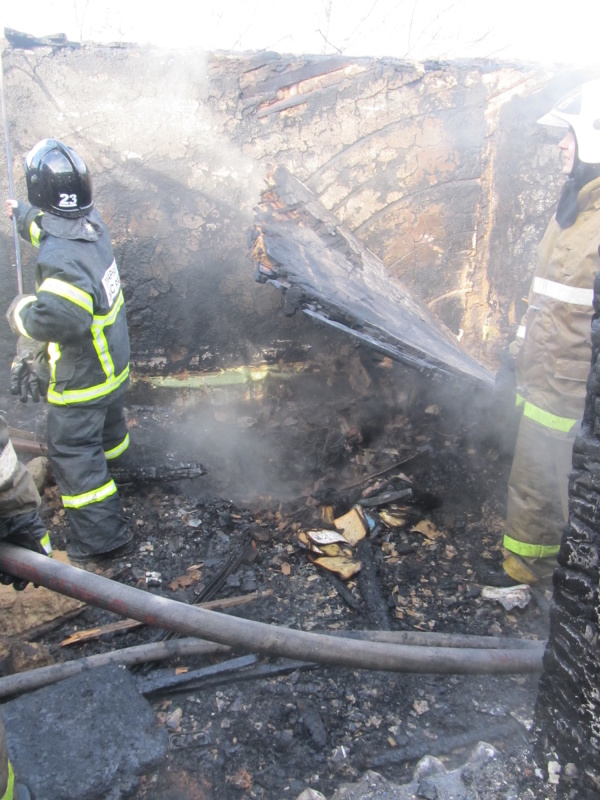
[11, 203, 130, 407]
[0, 427, 51, 557]
[513, 175, 600, 431]
[503, 175, 600, 566]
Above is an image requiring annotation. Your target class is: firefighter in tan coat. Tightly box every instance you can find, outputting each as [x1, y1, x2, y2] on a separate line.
[0, 717, 28, 800]
[0, 415, 50, 800]
[500, 79, 600, 585]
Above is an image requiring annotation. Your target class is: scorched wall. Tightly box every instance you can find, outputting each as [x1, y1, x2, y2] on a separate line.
[0, 41, 596, 378]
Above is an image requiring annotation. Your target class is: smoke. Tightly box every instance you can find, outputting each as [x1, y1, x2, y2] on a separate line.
[139, 395, 316, 507]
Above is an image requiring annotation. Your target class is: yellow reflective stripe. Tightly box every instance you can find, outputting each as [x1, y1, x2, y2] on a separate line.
[105, 432, 129, 460]
[30, 218, 43, 248]
[92, 291, 124, 377]
[1, 761, 14, 800]
[521, 400, 577, 432]
[62, 479, 117, 509]
[503, 534, 560, 559]
[12, 295, 37, 338]
[515, 393, 576, 431]
[47, 364, 129, 405]
[40, 531, 53, 556]
[532, 276, 593, 307]
[45, 293, 128, 405]
[38, 278, 94, 315]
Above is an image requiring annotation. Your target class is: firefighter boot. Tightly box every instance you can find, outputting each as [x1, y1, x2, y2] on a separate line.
[502, 554, 555, 585]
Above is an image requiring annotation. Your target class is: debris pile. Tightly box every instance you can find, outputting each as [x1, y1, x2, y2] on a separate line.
[0, 397, 556, 799]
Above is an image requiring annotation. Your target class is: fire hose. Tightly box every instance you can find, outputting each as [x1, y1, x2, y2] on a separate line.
[0, 543, 545, 677]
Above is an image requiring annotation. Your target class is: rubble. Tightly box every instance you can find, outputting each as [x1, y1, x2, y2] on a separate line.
[0, 382, 553, 799]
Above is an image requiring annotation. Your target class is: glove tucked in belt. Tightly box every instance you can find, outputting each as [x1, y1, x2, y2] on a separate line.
[9, 335, 50, 403]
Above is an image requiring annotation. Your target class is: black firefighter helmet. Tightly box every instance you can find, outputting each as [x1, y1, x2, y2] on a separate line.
[24, 138, 93, 218]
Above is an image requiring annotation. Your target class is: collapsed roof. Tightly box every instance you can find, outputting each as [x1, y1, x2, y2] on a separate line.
[250, 167, 493, 388]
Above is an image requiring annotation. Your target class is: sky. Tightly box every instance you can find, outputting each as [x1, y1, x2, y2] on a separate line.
[1, 0, 599, 67]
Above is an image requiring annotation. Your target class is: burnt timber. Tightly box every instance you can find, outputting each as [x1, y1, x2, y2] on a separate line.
[251, 167, 493, 388]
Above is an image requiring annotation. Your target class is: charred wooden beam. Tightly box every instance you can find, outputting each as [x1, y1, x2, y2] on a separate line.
[251, 167, 493, 388]
[110, 462, 205, 485]
[356, 537, 391, 631]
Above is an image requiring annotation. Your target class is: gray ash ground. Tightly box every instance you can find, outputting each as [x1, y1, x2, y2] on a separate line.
[21, 397, 558, 800]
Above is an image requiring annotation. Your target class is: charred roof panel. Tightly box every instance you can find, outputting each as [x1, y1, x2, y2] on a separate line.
[251, 167, 493, 386]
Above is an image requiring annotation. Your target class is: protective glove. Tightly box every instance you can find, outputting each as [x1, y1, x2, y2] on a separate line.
[0, 510, 52, 591]
[10, 336, 50, 403]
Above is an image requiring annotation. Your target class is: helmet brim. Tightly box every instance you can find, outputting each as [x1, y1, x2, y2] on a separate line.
[537, 110, 570, 128]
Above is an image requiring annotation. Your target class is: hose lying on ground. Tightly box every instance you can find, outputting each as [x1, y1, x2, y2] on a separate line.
[0, 543, 545, 677]
[0, 628, 546, 700]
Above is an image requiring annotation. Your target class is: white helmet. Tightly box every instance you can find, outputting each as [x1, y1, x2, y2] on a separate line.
[537, 78, 600, 164]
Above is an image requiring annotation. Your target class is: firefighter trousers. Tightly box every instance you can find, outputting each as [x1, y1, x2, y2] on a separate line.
[504, 413, 576, 580]
[47, 392, 131, 560]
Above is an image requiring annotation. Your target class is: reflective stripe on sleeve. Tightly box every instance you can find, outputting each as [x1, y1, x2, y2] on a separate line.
[12, 295, 37, 338]
[38, 278, 94, 314]
[62, 479, 118, 509]
[105, 433, 130, 460]
[532, 276, 593, 307]
[503, 534, 560, 559]
[514, 394, 577, 432]
[516, 325, 526, 340]
[29, 218, 43, 248]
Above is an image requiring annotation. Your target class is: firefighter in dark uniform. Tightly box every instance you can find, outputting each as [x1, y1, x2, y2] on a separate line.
[5, 138, 132, 563]
[0, 415, 51, 800]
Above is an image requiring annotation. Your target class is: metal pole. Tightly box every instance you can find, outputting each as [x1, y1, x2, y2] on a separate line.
[0, 49, 23, 294]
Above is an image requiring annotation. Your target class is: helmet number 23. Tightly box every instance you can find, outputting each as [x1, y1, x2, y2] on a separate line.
[58, 193, 78, 208]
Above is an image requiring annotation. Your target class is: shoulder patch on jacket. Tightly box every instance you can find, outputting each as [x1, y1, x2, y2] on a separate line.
[102, 260, 121, 307]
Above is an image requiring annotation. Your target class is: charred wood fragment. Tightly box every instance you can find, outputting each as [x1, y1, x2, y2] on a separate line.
[178, 660, 319, 694]
[4, 27, 80, 50]
[356, 537, 391, 631]
[241, 56, 358, 101]
[296, 697, 328, 748]
[320, 570, 363, 611]
[357, 488, 413, 508]
[136, 654, 259, 696]
[111, 462, 206, 485]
